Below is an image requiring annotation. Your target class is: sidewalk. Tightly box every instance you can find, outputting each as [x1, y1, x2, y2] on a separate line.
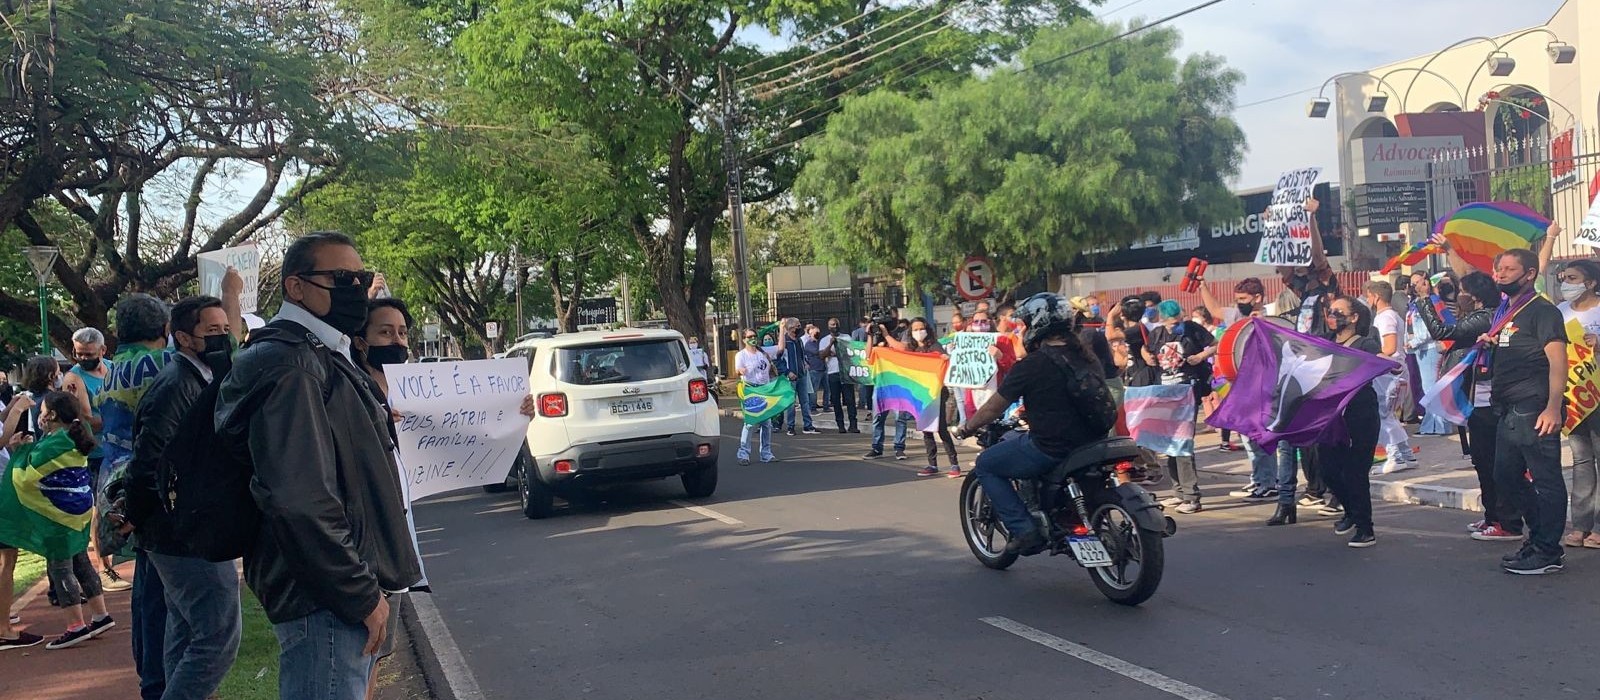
[0, 559, 140, 699]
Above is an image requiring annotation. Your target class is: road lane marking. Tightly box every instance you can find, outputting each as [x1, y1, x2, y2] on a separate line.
[981, 616, 1231, 700]
[416, 527, 444, 534]
[410, 593, 487, 700]
[669, 500, 743, 525]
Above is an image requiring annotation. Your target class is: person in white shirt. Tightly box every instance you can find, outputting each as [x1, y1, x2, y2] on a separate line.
[687, 337, 712, 381]
[818, 318, 859, 434]
[1367, 280, 1416, 473]
[734, 327, 787, 465]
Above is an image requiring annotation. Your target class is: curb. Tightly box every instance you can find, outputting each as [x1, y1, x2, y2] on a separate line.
[401, 593, 486, 700]
[1198, 463, 1485, 513]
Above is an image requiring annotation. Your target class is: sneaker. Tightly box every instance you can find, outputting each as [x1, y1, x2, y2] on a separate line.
[801, 428, 821, 435]
[1318, 503, 1345, 517]
[1333, 518, 1356, 536]
[786, 429, 796, 437]
[1228, 485, 1258, 498]
[1244, 489, 1278, 501]
[1467, 519, 1488, 533]
[1160, 496, 1184, 508]
[1218, 443, 1240, 452]
[894, 451, 907, 461]
[1503, 550, 1565, 575]
[6, 613, 17, 625]
[738, 457, 751, 466]
[862, 451, 883, 460]
[1175, 502, 1203, 514]
[46, 626, 93, 650]
[915, 466, 940, 478]
[1472, 524, 1524, 542]
[0, 631, 42, 651]
[1503, 541, 1536, 563]
[838, 428, 848, 435]
[1298, 495, 1324, 508]
[1348, 529, 1377, 548]
[848, 427, 861, 434]
[100, 569, 132, 593]
[86, 615, 116, 639]
[946, 467, 963, 479]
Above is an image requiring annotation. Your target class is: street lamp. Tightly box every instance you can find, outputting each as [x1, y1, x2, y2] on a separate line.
[1374, 66, 1465, 111]
[1304, 72, 1407, 118]
[22, 245, 59, 356]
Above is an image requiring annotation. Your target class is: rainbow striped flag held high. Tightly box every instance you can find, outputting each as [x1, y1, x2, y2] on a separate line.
[1436, 202, 1551, 273]
[1419, 348, 1479, 427]
[868, 347, 950, 432]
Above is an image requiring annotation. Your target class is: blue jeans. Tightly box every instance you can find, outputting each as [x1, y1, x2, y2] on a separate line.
[1245, 438, 1274, 491]
[784, 376, 814, 431]
[132, 551, 168, 700]
[870, 410, 909, 454]
[1273, 442, 1300, 506]
[275, 608, 379, 700]
[738, 420, 773, 462]
[973, 433, 1060, 538]
[148, 552, 242, 700]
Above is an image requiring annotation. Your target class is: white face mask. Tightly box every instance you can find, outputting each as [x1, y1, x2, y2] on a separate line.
[912, 329, 929, 342]
[1561, 282, 1588, 303]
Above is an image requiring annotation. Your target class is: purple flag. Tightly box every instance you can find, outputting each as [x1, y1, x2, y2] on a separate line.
[1207, 320, 1400, 450]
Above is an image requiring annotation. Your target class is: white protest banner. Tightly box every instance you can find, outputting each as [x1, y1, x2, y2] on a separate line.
[385, 358, 531, 501]
[1254, 167, 1322, 266]
[197, 243, 261, 313]
[943, 332, 1000, 389]
[1575, 196, 1600, 250]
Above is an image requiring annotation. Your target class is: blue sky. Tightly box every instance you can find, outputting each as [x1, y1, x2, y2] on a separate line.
[1115, 0, 1567, 186]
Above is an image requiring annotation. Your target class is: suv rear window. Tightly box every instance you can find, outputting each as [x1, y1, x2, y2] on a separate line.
[555, 340, 689, 385]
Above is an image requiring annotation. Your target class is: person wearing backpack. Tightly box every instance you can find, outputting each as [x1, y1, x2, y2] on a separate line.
[216, 232, 422, 700]
[123, 294, 242, 700]
[954, 293, 1119, 556]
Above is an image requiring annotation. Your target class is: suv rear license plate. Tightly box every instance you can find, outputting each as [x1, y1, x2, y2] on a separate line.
[610, 398, 655, 415]
[1067, 535, 1113, 568]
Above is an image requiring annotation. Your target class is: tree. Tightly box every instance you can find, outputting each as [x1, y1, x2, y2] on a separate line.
[797, 18, 1246, 296]
[0, 0, 368, 349]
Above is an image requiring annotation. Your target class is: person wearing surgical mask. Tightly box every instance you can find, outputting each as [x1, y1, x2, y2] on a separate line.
[687, 336, 712, 380]
[879, 317, 960, 478]
[1556, 259, 1600, 550]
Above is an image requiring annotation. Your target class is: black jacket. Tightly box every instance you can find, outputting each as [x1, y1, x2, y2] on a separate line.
[126, 355, 209, 555]
[1416, 300, 1493, 399]
[216, 321, 422, 626]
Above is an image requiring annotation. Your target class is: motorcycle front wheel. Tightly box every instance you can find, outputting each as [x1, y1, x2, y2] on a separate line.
[1086, 499, 1164, 606]
[959, 473, 1019, 570]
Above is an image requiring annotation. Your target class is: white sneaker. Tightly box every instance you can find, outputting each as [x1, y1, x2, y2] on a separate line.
[1228, 485, 1258, 498]
[1160, 496, 1184, 508]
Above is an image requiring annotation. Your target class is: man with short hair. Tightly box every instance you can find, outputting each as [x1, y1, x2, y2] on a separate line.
[819, 318, 859, 434]
[62, 327, 122, 589]
[217, 232, 422, 698]
[125, 292, 244, 700]
[777, 319, 817, 435]
[801, 324, 826, 413]
[1367, 279, 1418, 472]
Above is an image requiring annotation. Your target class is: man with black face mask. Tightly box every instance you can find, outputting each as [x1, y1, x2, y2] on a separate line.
[217, 231, 422, 698]
[125, 294, 244, 700]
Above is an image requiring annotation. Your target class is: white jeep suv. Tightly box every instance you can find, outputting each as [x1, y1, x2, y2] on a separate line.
[498, 329, 720, 518]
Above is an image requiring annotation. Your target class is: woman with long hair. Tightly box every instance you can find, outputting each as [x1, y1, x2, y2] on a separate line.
[1319, 297, 1382, 548]
[1556, 260, 1600, 549]
[882, 317, 960, 477]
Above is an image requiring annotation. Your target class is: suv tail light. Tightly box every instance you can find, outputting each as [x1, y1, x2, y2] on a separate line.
[538, 393, 569, 417]
[688, 378, 710, 403]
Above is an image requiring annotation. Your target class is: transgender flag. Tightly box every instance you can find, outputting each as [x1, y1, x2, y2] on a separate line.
[1419, 349, 1479, 427]
[1124, 385, 1196, 457]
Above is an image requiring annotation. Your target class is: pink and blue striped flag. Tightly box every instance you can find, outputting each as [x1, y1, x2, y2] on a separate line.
[1419, 349, 1479, 427]
[1123, 384, 1196, 458]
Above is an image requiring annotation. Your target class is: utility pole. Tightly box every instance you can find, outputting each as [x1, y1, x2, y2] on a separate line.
[513, 244, 525, 338]
[720, 63, 754, 332]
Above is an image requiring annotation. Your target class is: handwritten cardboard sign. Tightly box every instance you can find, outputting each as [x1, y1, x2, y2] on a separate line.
[944, 332, 1000, 389]
[385, 358, 531, 500]
[197, 244, 261, 313]
[1255, 167, 1322, 267]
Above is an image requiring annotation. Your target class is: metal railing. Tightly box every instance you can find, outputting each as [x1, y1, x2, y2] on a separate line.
[1428, 127, 1600, 261]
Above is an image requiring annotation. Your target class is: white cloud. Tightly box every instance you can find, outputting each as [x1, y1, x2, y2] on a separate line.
[1103, 0, 1567, 187]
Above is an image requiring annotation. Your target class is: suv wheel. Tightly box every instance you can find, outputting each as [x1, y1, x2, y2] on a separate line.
[680, 465, 718, 499]
[519, 460, 556, 519]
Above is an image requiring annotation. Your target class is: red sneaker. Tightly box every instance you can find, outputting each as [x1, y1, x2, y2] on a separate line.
[1471, 524, 1523, 542]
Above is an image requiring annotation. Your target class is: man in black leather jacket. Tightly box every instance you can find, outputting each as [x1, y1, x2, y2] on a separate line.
[126, 294, 243, 700]
[1413, 271, 1523, 540]
[216, 232, 422, 700]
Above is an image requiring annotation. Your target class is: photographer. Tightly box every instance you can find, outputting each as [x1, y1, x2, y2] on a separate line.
[862, 311, 910, 460]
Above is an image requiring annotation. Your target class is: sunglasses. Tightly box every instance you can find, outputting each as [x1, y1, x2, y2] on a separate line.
[297, 269, 376, 289]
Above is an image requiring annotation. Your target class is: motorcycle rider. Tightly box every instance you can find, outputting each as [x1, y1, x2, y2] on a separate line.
[955, 293, 1114, 556]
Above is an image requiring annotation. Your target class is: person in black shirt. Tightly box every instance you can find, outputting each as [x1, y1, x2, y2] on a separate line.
[1488, 248, 1569, 575]
[1115, 295, 1159, 387]
[1145, 300, 1215, 513]
[1318, 296, 1383, 547]
[954, 294, 1110, 556]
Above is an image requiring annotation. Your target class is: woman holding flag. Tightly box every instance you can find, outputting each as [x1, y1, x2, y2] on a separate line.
[882, 318, 961, 478]
[1321, 297, 1383, 548]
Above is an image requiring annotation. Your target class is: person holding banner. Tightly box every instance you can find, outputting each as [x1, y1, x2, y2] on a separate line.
[1555, 260, 1600, 549]
[882, 318, 960, 478]
[1320, 297, 1383, 548]
[736, 327, 789, 465]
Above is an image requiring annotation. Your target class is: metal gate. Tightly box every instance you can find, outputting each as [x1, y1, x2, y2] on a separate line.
[1427, 126, 1600, 262]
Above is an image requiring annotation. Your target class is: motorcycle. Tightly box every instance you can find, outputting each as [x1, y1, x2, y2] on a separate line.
[960, 417, 1176, 606]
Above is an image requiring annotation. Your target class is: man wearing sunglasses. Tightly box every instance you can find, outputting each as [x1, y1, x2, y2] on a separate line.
[217, 231, 422, 699]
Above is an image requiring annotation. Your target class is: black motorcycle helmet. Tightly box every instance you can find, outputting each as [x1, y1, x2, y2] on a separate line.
[1018, 293, 1079, 351]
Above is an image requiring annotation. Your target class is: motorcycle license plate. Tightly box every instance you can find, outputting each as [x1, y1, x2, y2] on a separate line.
[1067, 535, 1114, 568]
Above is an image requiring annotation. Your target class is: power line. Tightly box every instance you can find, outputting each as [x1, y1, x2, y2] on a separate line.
[1026, 0, 1231, 74]
[1235, 85, 1318, 110]
[746, 55, 953, 162]
[1100, 0, 1153, 17]
[740, 2, 897, 83]
[748, 2, 963, 96]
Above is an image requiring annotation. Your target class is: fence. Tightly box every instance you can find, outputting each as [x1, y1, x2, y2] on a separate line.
[1085, 271, 1375, 317]
[1427, 126, 1600, 262]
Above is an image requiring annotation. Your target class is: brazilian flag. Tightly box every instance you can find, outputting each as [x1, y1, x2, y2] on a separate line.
[738, 379, 797, 425]
[0, 430, 92, 559]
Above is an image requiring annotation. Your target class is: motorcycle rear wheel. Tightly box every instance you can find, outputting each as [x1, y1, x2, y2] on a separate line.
[960, 473, 1019, 570]
[1085, 500, 1164, 606]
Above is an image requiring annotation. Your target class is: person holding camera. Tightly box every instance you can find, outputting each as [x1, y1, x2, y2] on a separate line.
[862, 312, 910, 460]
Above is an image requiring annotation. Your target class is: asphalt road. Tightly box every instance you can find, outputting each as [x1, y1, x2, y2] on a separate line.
[411, 415, 1600, 700]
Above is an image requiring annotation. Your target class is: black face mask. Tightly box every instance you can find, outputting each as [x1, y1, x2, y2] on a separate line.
[1497, 277, 1528, 297]
[201, 333, 234, 375]
[365, 343, 409, 369]
[316, 285, 370, 336]
[1330, 315, 1351, 333]
[1236, 302, 1255, 318]
[76, 358, 101, 372]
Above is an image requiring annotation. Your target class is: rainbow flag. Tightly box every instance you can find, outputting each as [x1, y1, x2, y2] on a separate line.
[1435, 202, 1550, 273]
[1379, 234, 1445, 274]
[738, 379, 797, 425]
[1419, 348, 1479, 427]
[868, 347, 949, 432]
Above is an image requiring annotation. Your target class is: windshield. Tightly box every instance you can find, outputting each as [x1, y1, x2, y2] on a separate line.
[555, 340, 689, 385]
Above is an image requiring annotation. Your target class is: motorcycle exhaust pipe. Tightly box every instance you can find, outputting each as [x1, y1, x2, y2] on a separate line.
[1163, 516, 1178, 537]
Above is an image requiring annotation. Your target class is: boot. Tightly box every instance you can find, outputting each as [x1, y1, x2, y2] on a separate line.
[1266, 503, 1297, 526]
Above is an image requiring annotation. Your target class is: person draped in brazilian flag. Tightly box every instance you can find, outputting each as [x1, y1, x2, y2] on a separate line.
[734, 326, 793, 466]
[0, 390, 116, 650]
